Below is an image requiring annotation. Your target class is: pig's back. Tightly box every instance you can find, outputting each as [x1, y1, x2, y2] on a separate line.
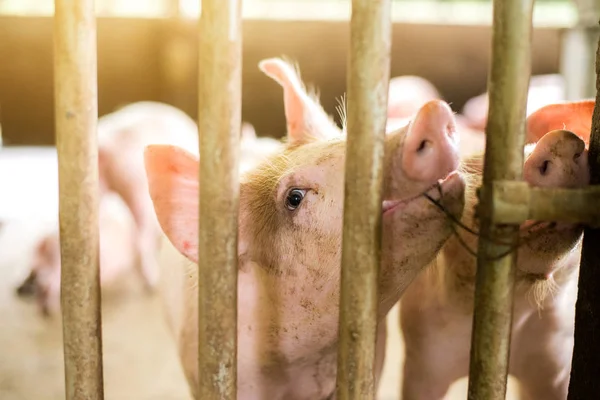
[98, 101, 199, 156]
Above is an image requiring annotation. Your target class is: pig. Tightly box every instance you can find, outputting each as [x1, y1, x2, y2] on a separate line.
[97, 102, 282, 291]
[462, 74, 566, 132]
[96, 101, 200, 291]
[240, 121, 285, 174]
[146, 57, 467, 399]
[385, 76, 485, 158]
[399, 100, 594, 400]
[16, 192, 137, 316]
[387, 75, 442, 120]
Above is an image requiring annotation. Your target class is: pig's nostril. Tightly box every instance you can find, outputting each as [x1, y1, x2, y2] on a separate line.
[417, 139, 430, 153]
[574, 152, 582, 162]
[539, 160, 550, 176]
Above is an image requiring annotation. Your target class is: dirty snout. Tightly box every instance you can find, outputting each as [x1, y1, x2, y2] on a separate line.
[385, 100, 461, 201]
[524, 129, 589, 189]
[401, 100, 460, 184]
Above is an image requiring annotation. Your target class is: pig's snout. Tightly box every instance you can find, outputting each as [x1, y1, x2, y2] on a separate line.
[524, 130, 589, 188]
[401, 100, 460, 183]
[16, 271, 37, 297]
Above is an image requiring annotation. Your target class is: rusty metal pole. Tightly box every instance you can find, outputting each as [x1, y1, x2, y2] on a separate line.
[567, 26, 600, 400]
[197, 0, 241, 399]
[336, 0, 391, 399]
[53, 0, 104, 399]
[466, 0, 534, 399]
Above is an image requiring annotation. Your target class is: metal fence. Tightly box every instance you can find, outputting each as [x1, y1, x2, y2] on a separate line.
[53, 0, 600, 399]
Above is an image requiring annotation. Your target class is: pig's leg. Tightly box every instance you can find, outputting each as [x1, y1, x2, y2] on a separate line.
[510, 312, 573, 400]
[400, 280, 472, 400]
[99, 147, 160, 290]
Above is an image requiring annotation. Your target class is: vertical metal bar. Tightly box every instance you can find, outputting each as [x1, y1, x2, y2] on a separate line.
[197, 0, 241, 398]
[54, 0, 104, 399]
[336, 0, 391, 399]
[567, 25, 600, 400]
[466, 0, 533, 399]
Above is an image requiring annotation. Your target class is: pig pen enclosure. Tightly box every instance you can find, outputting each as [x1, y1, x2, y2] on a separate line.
[1, 0, 600, 399]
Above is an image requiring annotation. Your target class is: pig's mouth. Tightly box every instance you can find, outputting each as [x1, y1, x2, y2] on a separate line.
[382, 171, 461, 216]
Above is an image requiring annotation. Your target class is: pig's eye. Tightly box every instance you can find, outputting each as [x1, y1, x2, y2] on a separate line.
[285, 189, 306, 211]
[539, 160, 550, 175]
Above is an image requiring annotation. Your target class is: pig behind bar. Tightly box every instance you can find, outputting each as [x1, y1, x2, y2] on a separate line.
[14, 101, 282, 316]
[400, 100, 594, 400]
[146, 57, 466, 399]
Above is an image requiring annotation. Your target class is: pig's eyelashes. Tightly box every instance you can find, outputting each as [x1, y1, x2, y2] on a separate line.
[285, 188, 306, 211]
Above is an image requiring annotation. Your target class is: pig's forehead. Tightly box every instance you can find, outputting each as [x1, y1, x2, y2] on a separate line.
[285, 139, 346, 165]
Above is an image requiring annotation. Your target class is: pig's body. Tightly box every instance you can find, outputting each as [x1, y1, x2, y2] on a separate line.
[17, 192, 137, 315]
[147, 58, 466, 399]
[97, 102, 200, 290]
[400, 101, 594, 400]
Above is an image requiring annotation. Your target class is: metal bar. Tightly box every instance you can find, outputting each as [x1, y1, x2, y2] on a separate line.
[197, 0, 241, 398]
[53, 0, 104, 398]
[466, 0, 534, 399]
[567, 22, 600, 400]
[485, 180, 600, 227]
[335, 0, 391, 399]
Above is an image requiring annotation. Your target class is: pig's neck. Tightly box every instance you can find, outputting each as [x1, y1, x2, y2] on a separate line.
[238, 263, 341, 399]
[436, 221, 582, 315]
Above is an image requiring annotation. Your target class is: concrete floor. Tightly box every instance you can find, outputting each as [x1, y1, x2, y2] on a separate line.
[0, 147, 519, 400]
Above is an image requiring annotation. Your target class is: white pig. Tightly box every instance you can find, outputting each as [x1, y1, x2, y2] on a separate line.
[97, 102, 282, 291]
[146, 57, 466, 400]
[16, 192, 137, 316]
[461, 74, 566, 132]
[399, 100, 594, 400]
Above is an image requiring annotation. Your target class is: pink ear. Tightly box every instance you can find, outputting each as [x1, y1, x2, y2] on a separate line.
[259, 57, 340, 146]
[144, 144, 199, 263]
[525, 100, 595, 145]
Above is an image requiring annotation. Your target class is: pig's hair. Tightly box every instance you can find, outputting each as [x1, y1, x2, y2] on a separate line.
[524, 275, 560, 313]
[277, 54, 326, 111]
[335, 93, 348, 133]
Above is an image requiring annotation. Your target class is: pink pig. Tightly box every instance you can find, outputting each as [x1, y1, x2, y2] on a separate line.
[462, 74, 566, 132]
[399, 100, 594, 400]
[145, 57, 466, 399]
[96, 101, 200, 290]
[16, 192, 137, 316]
[385, 76, 485, 158]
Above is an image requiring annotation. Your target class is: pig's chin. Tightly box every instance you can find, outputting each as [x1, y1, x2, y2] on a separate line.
[382, 171, 465, 219]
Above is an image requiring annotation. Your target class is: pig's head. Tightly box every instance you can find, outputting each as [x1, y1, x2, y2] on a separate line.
[16, 233, 62, 316]
[516, 100, 593, 280]
[450, 100, 593, 309]
[144, 57, 464, 380]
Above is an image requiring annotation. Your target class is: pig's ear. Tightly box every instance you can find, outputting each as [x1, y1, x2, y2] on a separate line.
[259, 57, 340, 146]
[526, 100, 595, 145]
[144, 144, 199, 263]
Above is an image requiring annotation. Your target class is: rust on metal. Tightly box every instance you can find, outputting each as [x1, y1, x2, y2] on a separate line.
[197, 0, 242, 398]
[335, 0, 391, 399]
[486, 180, 600, 227]
[466, 0, 534, 399]
[54, 0, 104, 398]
